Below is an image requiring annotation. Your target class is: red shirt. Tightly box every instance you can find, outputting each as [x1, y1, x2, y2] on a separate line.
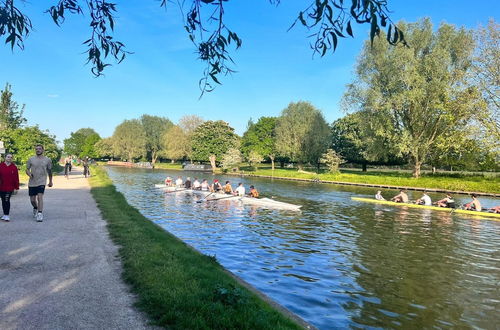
[0, 162, 20, 192]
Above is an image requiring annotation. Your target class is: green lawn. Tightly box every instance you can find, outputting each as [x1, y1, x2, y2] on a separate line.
[153, 162, 183, 170]
[88, 166, 304, 329]
[241, 167, 499, 194]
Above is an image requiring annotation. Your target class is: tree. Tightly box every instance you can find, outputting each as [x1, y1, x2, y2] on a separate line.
[111, 119, 146, 161]
[163, 125, 191, 162]
[246, 150, 264, 171]
[343, 18, 489, 177]
[0, 83, 26, 130]
[80, 133, 101, 159]
[1, 1, 406, 94]
[64, 128, 99, 156]
[191, 120, 239, 172]
[178, 115, 204, 135]
[220, 148, 242, 172]
[241, 116, 278, 170]
[275, 101, 330, 169]
[94, 137, 115, 159]
[140, 114, 173, 165]
[320, 149, 344, 173]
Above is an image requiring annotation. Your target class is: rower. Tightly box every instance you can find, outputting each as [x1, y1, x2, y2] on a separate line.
[185, 177, 192, 189]
[248, 185, 259, 198]
[165, 176, 173, 187]
[200, 179, 210, 191]
[415, 191, 432, 206]
[223, 181, 233, 195]
[436, 194, 455, 208]
[175, 176, 183, 187]
[211, 179, 223, 193]
[391, 189, 408, 203]
[489, 206, 500, 214]
[375, 190, 385, 201]
[235, 183, 245, 197]
[192, 177, 201, 190]
[464, 194, 482, 212]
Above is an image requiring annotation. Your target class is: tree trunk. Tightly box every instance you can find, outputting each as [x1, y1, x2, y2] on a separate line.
[280, 160, 285, 168]
[151, 151, 157, 166]
[270, 155, 275, 171]
[297, 162, 303, 170]
[412, 161, 422, 178]
[209, 154, 217, 173]
[316, 162, 320, 172]
[362, 162, 367, 172]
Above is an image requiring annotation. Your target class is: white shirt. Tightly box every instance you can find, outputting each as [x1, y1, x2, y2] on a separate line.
[375, 193, 385, 200]
[421, 194, 432, 206]
[175, 178, 183, 186]
[193, 180, 201, 188]
[201, 182, 209, 191]
[235, 186, 246, 196]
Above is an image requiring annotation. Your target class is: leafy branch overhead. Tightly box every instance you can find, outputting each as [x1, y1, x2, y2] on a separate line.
[1, 0, 406, 92]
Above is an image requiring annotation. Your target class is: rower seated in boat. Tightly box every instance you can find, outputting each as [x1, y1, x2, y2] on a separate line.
[175, 176, 183, 187]
[235, 183, 245, 197]
[211, 179, 223, 193]
[464, 194, 482, 212]
[193, 178, 201, 190]
[391, 190, 408, 203]
[489, 206, 500, 214]
[435, 194, 455, 208]
[185, 177, 192, 189]
[415, 191, 432, 206]
[200, 179, 210, 191]
[375, 190, 385, 201]
[224, 181, 233, 195]
[165, 176, 173, 187]
[248, 185, 259, 198]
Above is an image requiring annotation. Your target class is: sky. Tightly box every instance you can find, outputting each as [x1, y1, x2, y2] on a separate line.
[0, 0, 498, 144]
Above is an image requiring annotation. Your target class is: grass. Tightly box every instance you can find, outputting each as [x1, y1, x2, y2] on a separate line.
[152, 162, 183, 170]
[88, 166, 303, 329]
[238, 167, 500, 194]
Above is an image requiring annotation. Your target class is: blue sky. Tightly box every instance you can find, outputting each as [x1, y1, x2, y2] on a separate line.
[1, 0, 498, 143]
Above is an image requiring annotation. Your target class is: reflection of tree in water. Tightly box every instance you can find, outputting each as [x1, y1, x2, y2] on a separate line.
[345, 207, 469, 328]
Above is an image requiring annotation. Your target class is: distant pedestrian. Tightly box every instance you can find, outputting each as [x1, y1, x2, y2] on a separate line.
[64, 158, 71, 179]
[83, 157, 90, 178]
[26, 145, 53, 222]
[0, 154, 20, 222]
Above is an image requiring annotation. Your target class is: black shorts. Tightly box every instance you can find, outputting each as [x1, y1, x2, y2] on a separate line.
[29, 185, 46, 196]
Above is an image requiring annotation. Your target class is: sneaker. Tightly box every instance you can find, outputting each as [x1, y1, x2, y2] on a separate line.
[1, 215, 5, 221]
[33, 208, 38, 218]
[36, 212, 43, 222]
[3, 215, 10, 222]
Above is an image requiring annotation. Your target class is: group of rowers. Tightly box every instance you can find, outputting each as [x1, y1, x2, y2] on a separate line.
[375, 190, 500, 213]
[164, 176, 260, 198]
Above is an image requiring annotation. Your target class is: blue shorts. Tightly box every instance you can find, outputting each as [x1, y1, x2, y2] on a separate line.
[29, 185, 46, 196]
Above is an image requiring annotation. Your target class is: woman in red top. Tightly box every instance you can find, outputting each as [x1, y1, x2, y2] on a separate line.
[0, 154, 20, 222]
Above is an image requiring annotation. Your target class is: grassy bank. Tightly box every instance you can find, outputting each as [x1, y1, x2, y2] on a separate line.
[88, 166, 303, 329]
[154, 162, 183, 170]
[242, 167, 499, 194]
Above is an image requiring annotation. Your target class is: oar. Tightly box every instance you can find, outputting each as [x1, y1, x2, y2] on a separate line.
[205, 195, 238, 202]
[196, 191, 214, 203]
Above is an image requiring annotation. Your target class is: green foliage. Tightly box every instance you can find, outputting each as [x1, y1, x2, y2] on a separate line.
[0, 83, 26, 130]
[163, 125, 190, 161]
[94, 137, 115, 159]
[320, 149, 344, 173]
[191, 120, 240, 164]
[140, 114, 173, 164]
[275, 101, 330, 165]
[0, 126, 61, 167]
[80, 133, 101, 159]
[64, 128, 100, 156]
[241, 117, 277, 160]
[111, 119, 146, 161]
[344, 18, 490, 177]
[220, 148, 242, 171]
[247, 150, 264, 171]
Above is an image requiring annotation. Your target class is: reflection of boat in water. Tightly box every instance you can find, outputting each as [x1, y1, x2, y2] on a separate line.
[352, 197, 500, 220]
[154, 184, 302, 211]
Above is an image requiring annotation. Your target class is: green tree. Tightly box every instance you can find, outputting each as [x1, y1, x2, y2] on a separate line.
[221, 148, 243, 172]
[112, 119, 146, 161]
[80, 133, 101, 159]
[247, 150, 264, 171]
[179, 115, 205, 135]
[1, 1, 406, 94]
[163, 125, 191, 162]
[0, 83, 26, 130]
[64, 128, 99, 156]
[241, 116, 278, 170]
[275, 101, 330, 169]
[344, 18, 489, 177]
[320, 149, 344, 173]
[191, 120, 239, 172]
[140, 114, 173, 165]
[94, 137, 115, 159]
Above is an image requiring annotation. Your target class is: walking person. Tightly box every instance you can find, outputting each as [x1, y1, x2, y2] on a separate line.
[0, 154, 20, 222]
[83, 157, 90, 178]
[26, 145, 53, 222]
[64, 158, 71, 179]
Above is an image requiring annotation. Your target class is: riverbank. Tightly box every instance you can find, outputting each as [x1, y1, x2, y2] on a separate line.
[89, 166, 308, 329]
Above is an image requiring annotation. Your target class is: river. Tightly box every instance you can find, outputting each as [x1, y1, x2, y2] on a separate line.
[106, 166, 500, 329]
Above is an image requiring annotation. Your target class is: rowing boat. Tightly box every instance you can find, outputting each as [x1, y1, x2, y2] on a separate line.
[351, 197, 500, 220]
[155, 185, 302, 211]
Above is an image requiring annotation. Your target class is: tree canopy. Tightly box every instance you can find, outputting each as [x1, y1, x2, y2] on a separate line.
[63, 128, 100, 157]
[240, 116, 277, 169]
[0, 82, 26, 130]
[111, 119, 146, 161]
[140, 114, 173, 165]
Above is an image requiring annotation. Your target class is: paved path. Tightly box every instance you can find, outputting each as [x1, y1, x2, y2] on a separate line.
[0, 169, 153, 330]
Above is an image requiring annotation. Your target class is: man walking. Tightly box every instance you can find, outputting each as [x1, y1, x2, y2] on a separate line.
[26, 145, 53, 222]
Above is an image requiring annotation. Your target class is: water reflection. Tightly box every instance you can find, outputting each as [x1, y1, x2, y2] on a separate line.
[106, 167, 500, 329]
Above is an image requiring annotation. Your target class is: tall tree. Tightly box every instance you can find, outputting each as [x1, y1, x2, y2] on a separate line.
[0, 83, 26, 130]
[178, 115, 204, 135]
[191, 120, 239, 172]
[241, 116, 278, 170]
[163, 125, 191, 162]
[275, 101, 330, 169]
[112, 119, 146, 161]
[80, 133, 101, 159]
[1, 1, 406, 93]
[94, 137, 115, 159]
[63, 128, 99, 156]
[344, 18, 489, 177]
[140, 114, 173, 166]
